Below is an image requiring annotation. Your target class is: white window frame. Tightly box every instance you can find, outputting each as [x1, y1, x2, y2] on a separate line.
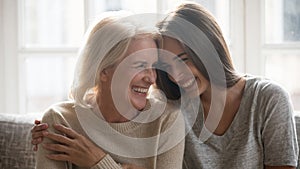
[0, 0, 245, 114]
[245, 0, 300, 75]
[1, 0, 299, 114]
[0, 0, 177, 114]
[229, 0, 245, 73]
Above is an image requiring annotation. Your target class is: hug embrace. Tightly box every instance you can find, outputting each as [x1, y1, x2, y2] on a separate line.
[31, 2, 298, 169]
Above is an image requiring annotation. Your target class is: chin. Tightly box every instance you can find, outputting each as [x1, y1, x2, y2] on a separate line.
[132, 101, 147, 111]
[129, 92, 148, 110]
[184, 90, 200, 98]
[181, 84, 201, 98]
[133, 105, 146, 111]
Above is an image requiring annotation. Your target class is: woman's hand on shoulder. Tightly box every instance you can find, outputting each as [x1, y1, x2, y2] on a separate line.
[31, 120, 48, 151]
[31, 121, 145, 168]
[42, 124, 106, 168]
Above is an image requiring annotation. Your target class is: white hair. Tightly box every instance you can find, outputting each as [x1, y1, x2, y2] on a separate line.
[70, 12, 160, 107]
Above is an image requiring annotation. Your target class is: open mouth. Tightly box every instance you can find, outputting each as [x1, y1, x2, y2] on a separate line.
[132, 86, 149, 94]
[180, 78, 196, 88]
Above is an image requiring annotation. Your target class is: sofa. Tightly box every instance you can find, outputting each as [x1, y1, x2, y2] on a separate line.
[0, 113, 43, 169]
[1, 112, 300, 169]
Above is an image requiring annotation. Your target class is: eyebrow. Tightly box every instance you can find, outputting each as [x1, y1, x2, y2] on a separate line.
[172, 52, 187, 61]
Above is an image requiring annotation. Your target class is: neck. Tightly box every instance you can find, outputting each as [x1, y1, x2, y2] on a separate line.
[97, 94, 139, 123]
[200, 78, 246, 118]
[200, 84, 226, 117]
[200, 78, 246, 134]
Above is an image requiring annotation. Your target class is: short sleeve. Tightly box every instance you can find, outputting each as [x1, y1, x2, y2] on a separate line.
[261, 84, 298, 166]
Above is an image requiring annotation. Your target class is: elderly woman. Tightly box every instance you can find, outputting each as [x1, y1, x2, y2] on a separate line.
[33, 2, 298, 169]
[34, 14, 185, 169]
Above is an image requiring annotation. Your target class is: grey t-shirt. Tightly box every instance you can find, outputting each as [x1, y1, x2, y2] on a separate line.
[183, 75, 298, 169]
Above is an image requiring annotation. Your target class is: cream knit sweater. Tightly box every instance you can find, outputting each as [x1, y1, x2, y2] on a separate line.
[35, 98, 185, 169]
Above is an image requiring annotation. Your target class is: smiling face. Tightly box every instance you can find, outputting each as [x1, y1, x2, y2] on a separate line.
[125, 37, 158, 110]
[101, 36, 158, 111]
[159, 36, 209, 98]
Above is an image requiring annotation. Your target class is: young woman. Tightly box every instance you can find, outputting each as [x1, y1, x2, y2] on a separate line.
[32, 2, 298, 169]
[34, 14, 185, 169]
[155, 2, 298, 169]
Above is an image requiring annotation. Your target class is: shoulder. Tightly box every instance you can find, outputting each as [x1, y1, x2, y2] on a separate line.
[245, 75, 290, 100]
[149, 97, 184, 133]
[244, 75, 294, 118]
[42, 101, 76, 124]
[148, 89, 181, 120]
[150, 97, 181, 119]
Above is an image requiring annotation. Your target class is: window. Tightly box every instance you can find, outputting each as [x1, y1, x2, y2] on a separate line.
[18, 0, 161, 113]
[17, 0, 231, 113]
[244, 0, 300, 113]
[22, 0, 84, 48]
[265, 0, 300, 43]
[1, 0, 299, 113]
[263, 0, 300, 111]
[20, 0, 84, 112]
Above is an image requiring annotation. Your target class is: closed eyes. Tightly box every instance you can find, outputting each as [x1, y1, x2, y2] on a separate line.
[133, 63, 147, 69]
[132, 61, 157, 69]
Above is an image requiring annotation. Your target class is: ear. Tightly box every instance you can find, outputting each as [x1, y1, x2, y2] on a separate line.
[100, 69, 109, 82]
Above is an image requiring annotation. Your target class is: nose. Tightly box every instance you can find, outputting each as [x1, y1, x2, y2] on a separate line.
[144, 68, 157, 84]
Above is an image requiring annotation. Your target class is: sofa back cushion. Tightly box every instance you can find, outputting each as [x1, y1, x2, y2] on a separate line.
[0, 113, 42, 169]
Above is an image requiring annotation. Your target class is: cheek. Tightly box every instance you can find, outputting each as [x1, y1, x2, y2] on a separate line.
[153, 69, 157, 80]
[126, 68, 140, 78]
[197, 76, 210, 92]
[167, 74, 176, 83]
[130, 72, 143, 83]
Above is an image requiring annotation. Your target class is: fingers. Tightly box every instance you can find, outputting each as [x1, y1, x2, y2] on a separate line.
[33, 124, 79, 150]
[32, 130, 45, 140]
[43, 143, 71, 154]
[43, 131, 73, 146]
[45, 153, 70, 162]
[43, 143, 73, 165]
[31, 120, 48, 151]
[33, 145, 38, 151]
[31, 123, 48, 142]
[31, 123, 49, 133]
[35, 119, 41, 125]
[41, 125, 106, 168]
[32, 137, 43, 145]
[52, 124, 80, 139]
[31, 123, 48, 145]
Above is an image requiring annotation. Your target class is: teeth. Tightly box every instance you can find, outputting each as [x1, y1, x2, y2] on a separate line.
[132, 87, 148, 94]
[181, 78, 195, 88]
